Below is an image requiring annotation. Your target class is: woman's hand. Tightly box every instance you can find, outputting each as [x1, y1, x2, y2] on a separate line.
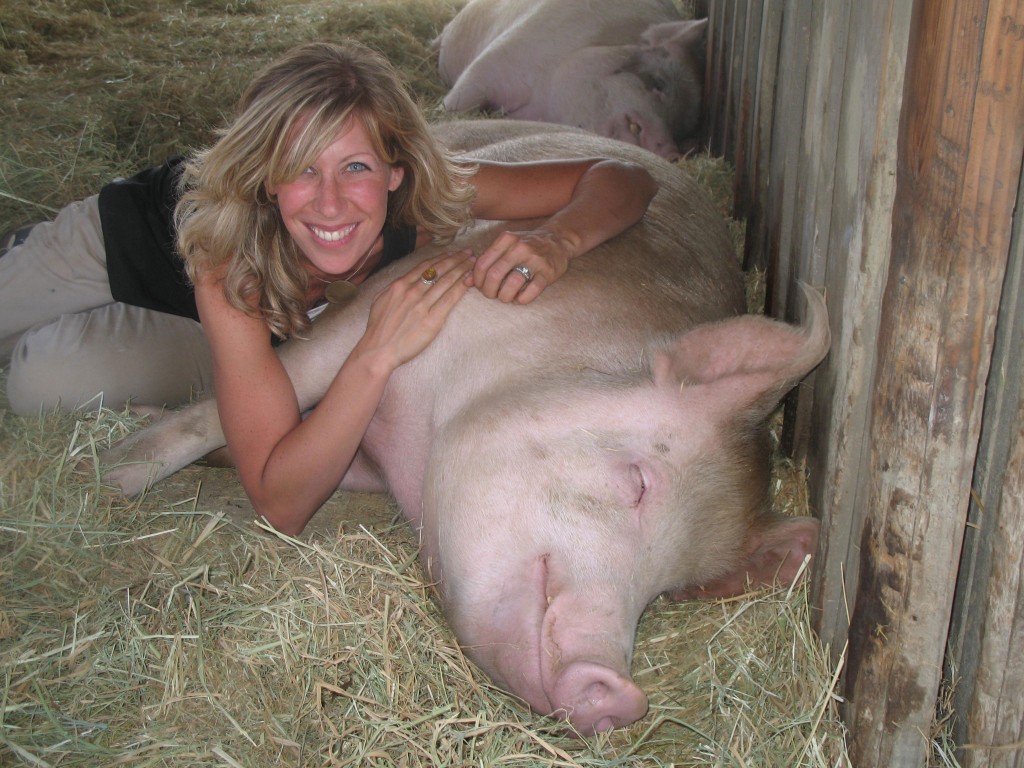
[472, 229, 574, 304]
[466, 158, 658, 305]
[353, 248, 476, 373]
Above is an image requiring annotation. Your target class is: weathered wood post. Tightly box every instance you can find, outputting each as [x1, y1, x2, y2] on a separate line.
[705, 0, 1024, 765]
[844, 1, 1024, 764]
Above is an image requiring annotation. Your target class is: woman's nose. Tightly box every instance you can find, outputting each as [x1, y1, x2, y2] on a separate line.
[314, 178, 347, 216]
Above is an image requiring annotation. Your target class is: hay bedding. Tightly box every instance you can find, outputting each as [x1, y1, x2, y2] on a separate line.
[1, 1, 850, 764]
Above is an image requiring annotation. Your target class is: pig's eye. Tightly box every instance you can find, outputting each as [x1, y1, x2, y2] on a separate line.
[628, 117, 642, 136]
[629, 463, 647, 506]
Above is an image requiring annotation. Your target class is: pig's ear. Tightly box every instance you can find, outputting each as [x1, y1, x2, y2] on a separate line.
[669, 516, 820, 600]
[651, 284, 830, 420]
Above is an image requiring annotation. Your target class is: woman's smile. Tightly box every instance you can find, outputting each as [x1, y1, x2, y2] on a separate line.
[309, 222, 358, 244]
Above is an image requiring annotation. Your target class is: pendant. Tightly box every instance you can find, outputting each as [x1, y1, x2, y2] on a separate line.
[324, 280, 359, 307]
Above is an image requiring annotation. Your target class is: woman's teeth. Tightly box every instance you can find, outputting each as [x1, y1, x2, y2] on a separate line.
[311, 223, 355, 242]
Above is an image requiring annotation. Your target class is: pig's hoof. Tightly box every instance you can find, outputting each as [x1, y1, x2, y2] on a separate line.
[100, 461, 161, 497]
[552, 661, 649, 734]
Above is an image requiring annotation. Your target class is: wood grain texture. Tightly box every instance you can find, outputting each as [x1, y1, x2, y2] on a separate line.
[845, 0, 1024, 764]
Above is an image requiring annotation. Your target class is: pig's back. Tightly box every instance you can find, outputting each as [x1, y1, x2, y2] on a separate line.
[386, 121, 745, 401]
[437, 0, 684, 82]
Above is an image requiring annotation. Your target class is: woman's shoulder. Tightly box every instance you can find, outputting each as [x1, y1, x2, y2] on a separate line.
[192, 260, 229, 289]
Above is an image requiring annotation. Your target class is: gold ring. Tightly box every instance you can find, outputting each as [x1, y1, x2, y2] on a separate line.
[421, 267, 438, 285]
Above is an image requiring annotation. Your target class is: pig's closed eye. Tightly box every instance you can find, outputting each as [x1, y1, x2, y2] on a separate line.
[629, 463, 647, 506]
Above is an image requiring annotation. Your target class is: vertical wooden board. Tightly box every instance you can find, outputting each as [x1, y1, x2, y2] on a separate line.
[769, 0, 823, 316]
[731, 0, 765, 224]
[726, 2, 749, 205]
[726, 0, 744, 163]
[763, 0, 813, 312]
[705, 0, 727, 150]
[774, 0, 844, 319]
[716, 1, 739, 156]
[844, 0, 1024, 764]
[742, 2, 784, 275]
[726, 1, 743, 158]
[950, 156, 1024, 767]
[720, 1, 737, 157]
[807, 0, 913, 661]
[777, 0, 852, 464]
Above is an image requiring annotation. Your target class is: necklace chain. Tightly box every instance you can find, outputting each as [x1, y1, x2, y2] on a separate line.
[309, 235, 379, 286]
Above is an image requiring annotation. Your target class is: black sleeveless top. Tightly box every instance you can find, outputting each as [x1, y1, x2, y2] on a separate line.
[98, 156, 418, 322]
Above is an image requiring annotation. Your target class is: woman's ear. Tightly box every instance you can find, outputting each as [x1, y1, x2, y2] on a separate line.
[388, 165, 405, 192]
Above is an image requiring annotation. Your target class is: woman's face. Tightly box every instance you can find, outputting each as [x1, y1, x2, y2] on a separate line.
[269, 118, 405, 280]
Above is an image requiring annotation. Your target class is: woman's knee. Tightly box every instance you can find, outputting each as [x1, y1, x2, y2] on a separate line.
[6, 323, 98, 414]
[6, 309, 214, 414]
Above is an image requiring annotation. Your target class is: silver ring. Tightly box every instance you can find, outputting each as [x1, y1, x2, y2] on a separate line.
[512, 264, 533, 282]
[420, 266, 438, 286]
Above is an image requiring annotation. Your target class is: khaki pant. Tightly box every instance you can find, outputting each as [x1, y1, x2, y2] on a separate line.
[1, 196, 214, 414]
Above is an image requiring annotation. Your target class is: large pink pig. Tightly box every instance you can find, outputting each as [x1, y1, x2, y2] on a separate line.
[436, 0, 707, 158]
[100, 121, 829, 735]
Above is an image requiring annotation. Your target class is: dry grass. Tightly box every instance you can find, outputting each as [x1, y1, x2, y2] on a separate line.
[2, 1, 852, 765]
[0, 0, 462, 232]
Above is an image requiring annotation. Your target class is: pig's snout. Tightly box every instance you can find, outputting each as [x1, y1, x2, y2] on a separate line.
[552, 661, 649, 735]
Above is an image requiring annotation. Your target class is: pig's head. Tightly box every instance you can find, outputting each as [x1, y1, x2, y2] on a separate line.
[595, 71, 687, 159]
[418, 287, 830, 735]
[553, 19, 707, 159]
[618, 18, 708, 155]
[550, 46, 682, 159]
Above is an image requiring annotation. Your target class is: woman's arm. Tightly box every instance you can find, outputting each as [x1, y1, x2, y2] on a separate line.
[466, 158, 658, 303]
[196, 250, 474, 536]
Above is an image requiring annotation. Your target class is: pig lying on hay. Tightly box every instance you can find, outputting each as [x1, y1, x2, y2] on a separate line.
[436, 0, 707, 158]
[100, 119, 830, 735]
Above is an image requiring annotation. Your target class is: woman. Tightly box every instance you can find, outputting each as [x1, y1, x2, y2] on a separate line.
[1, 40, 657, 534]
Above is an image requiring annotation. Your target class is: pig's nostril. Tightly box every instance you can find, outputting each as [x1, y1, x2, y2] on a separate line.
[552, 661, 649, 734]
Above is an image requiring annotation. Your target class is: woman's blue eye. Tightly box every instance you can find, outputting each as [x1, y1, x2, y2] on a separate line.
[348, 161, 370, 172]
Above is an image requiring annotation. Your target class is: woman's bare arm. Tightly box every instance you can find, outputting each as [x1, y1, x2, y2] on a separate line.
[196, 250, 474, 535]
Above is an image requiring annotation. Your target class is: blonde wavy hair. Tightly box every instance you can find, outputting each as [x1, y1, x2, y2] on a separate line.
[176, 40, 476, 339]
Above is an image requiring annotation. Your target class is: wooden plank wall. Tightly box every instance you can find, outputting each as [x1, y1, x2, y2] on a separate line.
[845, 1, 1024, 764]
[704, 0, 912, 675]
[949, 163, 1024, 768]
[704, 0, 1024, 765]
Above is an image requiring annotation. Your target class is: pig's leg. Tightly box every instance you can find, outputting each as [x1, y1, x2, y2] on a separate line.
[443, 59, 533, 115]
[97, 397, 225, 496]
[442, 77, 492, 113]
[99, 305, 360, 496]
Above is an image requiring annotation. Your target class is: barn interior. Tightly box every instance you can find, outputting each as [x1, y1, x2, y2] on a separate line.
[4, 0, 1020, 766]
